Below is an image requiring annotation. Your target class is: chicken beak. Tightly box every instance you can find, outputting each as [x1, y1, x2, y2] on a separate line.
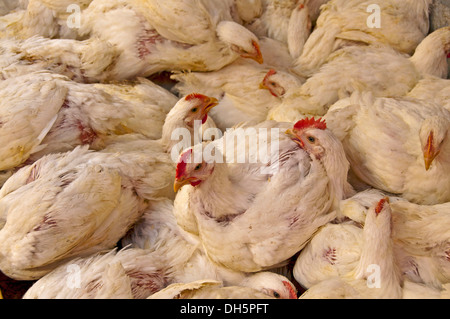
[202, 97, 219, 114]
[285, 128, 304, 148]
[173, 178, 191, 192]
[259, 81, 268, 90]
[243, 40, 263, 64]
[424, 132, 439, 171]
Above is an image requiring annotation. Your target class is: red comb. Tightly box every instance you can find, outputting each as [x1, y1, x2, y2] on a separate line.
[175, 149, 193, 179]
[185, 93, 208, 101]
[263, 69, 277, 82]
[375, 198, 389, 215]
[293, 117, 327, 131]
[282, 281, 297, 299]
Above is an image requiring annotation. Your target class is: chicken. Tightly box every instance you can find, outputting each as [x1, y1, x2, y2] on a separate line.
[324, 91, 450, 205]
[173, 117, 354, 272]
[407, 75, 450, 111]
[0, 0, 92, 39]
[171, 59, 303, 131]
[0, 145, 169, 280]
[120, 197, 297, 299]
[390, 200, 450, 289]
[23, 199, 297, 299]
[266, 27, 450, 122]
[0, 92, 218, 280]
[0, 71, 179, 174]
[0, 0, 27, 16]
[294, 188, 450, 292]
[0, 71, 67, 172]
[76, 0, 264, 80]
[148, 278, 278, 299]
[0, 35, 120, 83]
[293, 0, 433, 77]
[22, 247, 166, 299]
[299, 198, 403, 299]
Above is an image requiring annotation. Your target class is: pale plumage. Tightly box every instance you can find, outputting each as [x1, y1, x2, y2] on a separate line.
[23, 198, 298, 299]
[173, 118, 353, 272]
[295, 188, 450, 293]
[324, 91, 450, 205]
[293, 0, 433, 76]
[0, 93, 219, 280]
[171, 59, 303, 131]
[76, 0, 263, 80]
[0, 0, 93, 39]
[121, 198, 296, 299]
[299, 198, 403, 299]
[0, 144, 173, 280]
[391, 200, 450, 289]
[148, 279, 274, 299]
[407, 75, 450, 111]
[0, 72, 179, 174]
[266, 29, 450, 123]
[22, 247, 166, 299]
[0, 35, 120, 83]
[0, 72, 67, 172]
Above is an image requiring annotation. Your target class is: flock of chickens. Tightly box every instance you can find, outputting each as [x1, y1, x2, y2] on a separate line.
[0, 0, 449, 299]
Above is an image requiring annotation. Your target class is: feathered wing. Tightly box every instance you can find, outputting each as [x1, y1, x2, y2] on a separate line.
[131, 0, 234, 44]
[0, 72, 67, 171]
[0, 148, 125, 280]
[0, 35, 119, 82]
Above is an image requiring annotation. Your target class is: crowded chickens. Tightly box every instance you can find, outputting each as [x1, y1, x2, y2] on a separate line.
[0, 0, 449, 300]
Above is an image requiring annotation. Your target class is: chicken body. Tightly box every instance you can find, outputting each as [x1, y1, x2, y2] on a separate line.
[324, 92, 450, 205]
[294, 0, 433, 76]
[0, 71, 179, 175]
[299, 198, 403, 299]
[174, 119, 353, 272]
[76, 0, 263, 80]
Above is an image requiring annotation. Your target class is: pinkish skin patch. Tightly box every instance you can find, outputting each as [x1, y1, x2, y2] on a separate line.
[77, 121, 97, 145]
[137, 29, 164, 59]
[323, 247, 337, 265]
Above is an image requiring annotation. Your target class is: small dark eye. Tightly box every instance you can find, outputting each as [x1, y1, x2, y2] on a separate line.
[307, 136, 315, 143]
[273, 291, 281, 298]
[270, 82, 276, 86]
[191, 107, 198, 113]
[194, 164, 202, 170]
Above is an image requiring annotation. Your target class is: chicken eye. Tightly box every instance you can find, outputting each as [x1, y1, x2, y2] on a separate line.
[273, 291, 281, 298]
[307, 136, 315, 143]
[194, 164, 202, 171]
[191, 107, 198, 113]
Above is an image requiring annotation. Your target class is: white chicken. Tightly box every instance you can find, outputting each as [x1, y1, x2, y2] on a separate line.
[76, 0, 264, 80]
[0, 0, 92, 39]
[295, 188, 450, 292]
[407, 75, 450, 111]
[120, 197, 298, 299]
[23, 199, 298, 299]
[0, 71, 180, 174]
[324, 91, 450, 205]
[171, 59, 303, 131]
[293, 0, 433, 76]
[0, 92, 219, 280]
[148, 278, 279, 299]
[0, 35, 120, 83]
[266, 27, 450, 123]
[0, 145, 170, 280]
[299, 198, 403, 299]
[391, 200, 450, 289]
[173, 117, 354, 272]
